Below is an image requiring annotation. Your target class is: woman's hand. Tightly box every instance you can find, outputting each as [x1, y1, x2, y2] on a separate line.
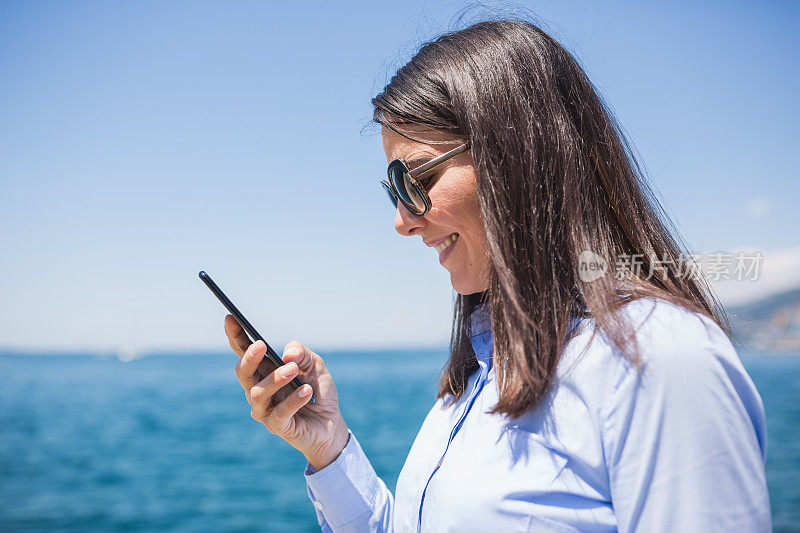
[224, 315, 350, 471]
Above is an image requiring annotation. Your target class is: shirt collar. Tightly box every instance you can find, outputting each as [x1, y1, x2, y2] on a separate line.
[469, 303, 493, 368]
[467, 303, 587, 371]
[469, 303, 491, 337]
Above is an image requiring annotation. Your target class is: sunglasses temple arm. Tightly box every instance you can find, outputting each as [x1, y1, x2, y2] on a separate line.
[409, 141, 471, 178]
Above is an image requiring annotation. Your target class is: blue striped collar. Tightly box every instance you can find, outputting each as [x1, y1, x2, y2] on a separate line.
[468, 303, 587, 370]
[469, 303, 491, 338]
[469, 304, 493, 368]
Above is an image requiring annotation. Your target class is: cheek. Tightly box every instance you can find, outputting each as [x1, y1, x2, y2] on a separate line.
[430, 182, 487, 252]
[429, 175, 480, 226]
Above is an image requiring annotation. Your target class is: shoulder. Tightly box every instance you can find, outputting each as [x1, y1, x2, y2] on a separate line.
[556, 297, 743, 413]
[617, 296, 730, 358]
[567, 298, 764, 443]
[562, 297, 734, 377]
[615, 297, 740, 389]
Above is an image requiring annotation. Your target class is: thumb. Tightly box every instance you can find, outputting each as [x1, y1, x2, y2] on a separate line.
[282, 340, 319, 374]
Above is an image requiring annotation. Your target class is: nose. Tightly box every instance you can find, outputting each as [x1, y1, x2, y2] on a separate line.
[394, 201, 425, 236]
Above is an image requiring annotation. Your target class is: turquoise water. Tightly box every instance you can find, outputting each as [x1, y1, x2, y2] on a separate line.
[1, 351, 797, 532]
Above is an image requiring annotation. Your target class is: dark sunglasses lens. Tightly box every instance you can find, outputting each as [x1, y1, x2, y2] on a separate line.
[381, 180, 398, 208]
[390, 164, 426, 214]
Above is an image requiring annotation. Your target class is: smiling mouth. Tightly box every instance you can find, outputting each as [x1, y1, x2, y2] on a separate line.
[435, 233, 459, 254]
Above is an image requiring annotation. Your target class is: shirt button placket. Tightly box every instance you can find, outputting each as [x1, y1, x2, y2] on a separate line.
[418, 364, 490, 531]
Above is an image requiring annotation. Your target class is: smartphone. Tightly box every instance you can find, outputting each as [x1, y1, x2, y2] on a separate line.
[198, 270, 316, 404]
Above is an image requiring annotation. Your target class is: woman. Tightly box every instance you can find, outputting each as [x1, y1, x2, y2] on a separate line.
[224, 19, 770, 532]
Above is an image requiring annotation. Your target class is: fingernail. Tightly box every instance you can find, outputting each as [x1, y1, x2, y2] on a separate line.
[299, 385, 311, 396]
[281, 363, 296, 378]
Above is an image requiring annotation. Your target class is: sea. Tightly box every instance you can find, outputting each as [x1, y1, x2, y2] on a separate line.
[1, 350, 798, 532]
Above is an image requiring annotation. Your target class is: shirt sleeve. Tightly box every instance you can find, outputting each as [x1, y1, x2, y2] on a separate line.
[601, 310, 771, 532]
[304, 430, 395, 532]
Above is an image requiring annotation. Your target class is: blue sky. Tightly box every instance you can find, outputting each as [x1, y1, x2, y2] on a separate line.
[1, 1, 798, 353]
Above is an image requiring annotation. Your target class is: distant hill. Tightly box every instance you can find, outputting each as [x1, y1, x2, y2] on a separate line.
[727, 287, 800, 354]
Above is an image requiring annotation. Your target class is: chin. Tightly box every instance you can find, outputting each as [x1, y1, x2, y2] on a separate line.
[450, 274, 484, 296]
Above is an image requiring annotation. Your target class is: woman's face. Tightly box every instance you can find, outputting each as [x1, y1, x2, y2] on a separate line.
[382, 125, 491, 295]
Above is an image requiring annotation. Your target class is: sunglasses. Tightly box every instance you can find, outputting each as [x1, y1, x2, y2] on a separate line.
[380, 141, 471, 216]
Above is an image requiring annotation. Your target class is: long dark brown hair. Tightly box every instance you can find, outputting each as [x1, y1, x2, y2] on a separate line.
[371, 19, 730, 419]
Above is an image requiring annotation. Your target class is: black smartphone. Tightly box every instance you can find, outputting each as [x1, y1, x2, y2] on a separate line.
[198, 270, 316, 404]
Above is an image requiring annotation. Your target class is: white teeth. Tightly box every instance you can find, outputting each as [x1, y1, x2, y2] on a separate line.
[434, 233, 458, 254]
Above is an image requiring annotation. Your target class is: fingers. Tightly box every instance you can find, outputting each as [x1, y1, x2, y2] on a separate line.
[249, 360, 301, 417]
[235, 340, 267, 400]
[224, 314, 251, 358]
[282, 340, 318, 374]
[263, 384, 314, 437]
